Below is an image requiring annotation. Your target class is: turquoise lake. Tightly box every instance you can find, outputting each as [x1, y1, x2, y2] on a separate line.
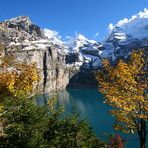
[37, 88, 141, 148]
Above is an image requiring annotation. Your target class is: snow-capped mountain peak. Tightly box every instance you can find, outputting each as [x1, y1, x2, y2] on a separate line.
[101, 8, 148, 59]
[0, 8, 147, 71]
[75, 33, 96, 44]
[6, 16, 32, 25]
[106, 8, 148, 43]
[76, 33, 87, 41]
[65, 33, 96, 51]
[109, 8, 148, 31]
[43, 28, 63, 45]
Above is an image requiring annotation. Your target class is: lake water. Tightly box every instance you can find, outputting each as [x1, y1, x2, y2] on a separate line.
[37, 88, 141, 148]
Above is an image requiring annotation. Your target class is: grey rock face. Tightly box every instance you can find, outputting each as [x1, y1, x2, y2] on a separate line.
[0, 17, 69, 93]
[0, 16, 44, 44]
[0, 17, 103, 92]
[1, 44, 69, 93]
[0, 14, 147, 93]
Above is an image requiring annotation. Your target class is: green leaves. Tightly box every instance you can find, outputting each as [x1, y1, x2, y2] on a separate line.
[1, 97, 49, 148]
[1, 96, 107, 148]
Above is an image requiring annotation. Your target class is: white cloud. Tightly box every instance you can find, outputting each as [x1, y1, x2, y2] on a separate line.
[116, 18, 129, 26]
[43, 28, 63, 44]
[107, 8, 148, 31]
[44, 28, 62, 39]
[75, 31, 78, 36]
[108, 23, 114, 31]
[58, 35, 62, 39]
[94, 32, 99, 38]
[131, 15, 137, 20]
[138, 8, 148, 18]
[66, 36, 71, 39]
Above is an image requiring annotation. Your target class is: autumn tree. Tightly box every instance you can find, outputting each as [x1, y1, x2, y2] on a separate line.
[96, 50, 147, 148]
[0, 45, 39, 100]
[0, 44, 39, 137]
[0, 45, 107, 148]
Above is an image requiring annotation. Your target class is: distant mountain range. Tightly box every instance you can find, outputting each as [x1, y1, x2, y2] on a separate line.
[0, 8, 147, 92]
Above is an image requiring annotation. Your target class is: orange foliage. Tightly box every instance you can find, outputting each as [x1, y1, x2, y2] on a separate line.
[0, 48, 39, 100]
[96, 50, 147, 133]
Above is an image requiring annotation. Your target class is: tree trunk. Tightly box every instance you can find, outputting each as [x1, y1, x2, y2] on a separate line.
[140, 137, 146, 148]
[139, 119, 146, 148]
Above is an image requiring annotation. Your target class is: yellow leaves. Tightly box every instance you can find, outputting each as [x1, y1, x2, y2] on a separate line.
[0, 71, 15, 91]
[130, 50, 144, 61]
[0, 53, 39, 99]
[102, 59, 110, 68]
[13, 63, 39, 94]
[96, 49, 147, 133]
[0, 104, 4, 113]
[129, 50, 144, 75]
[114, 124, 121, 131]
[113, 124, 130, 133]
[137, 114, 148, 120]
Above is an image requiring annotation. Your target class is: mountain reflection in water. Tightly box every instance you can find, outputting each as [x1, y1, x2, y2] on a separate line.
[37, 88, 141, 148]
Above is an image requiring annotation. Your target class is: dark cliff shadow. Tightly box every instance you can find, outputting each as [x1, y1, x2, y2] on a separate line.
[66, 63, 98, 89]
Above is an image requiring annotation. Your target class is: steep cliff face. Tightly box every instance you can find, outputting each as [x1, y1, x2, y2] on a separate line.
[0, 16, 103, 92]
[0, 16, 69, 93]
[0, 9, 148, 93]
[8, 46, 69, 93]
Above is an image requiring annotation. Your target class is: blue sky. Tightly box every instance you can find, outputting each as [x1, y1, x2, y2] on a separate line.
[0, 0, 147, 41]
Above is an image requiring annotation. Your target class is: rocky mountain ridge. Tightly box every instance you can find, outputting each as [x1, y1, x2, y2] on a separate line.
[0, 8, 147, 93]
[102, 8, 148, 60]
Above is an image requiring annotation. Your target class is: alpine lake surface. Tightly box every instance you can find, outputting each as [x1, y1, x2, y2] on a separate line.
[37, 88, 144, 148]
